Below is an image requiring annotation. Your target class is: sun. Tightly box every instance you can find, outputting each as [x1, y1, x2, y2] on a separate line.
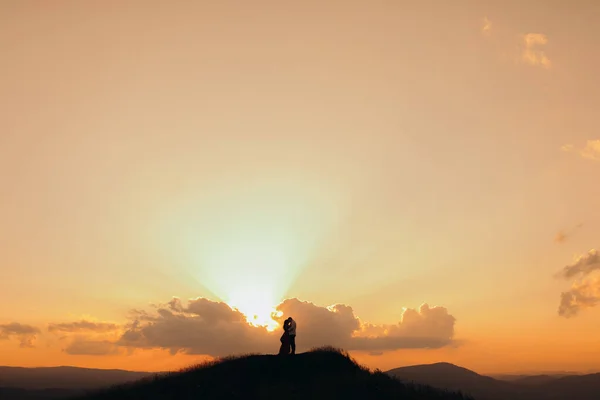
[196, 239, 294, 332]
[226, 288, 282, 331]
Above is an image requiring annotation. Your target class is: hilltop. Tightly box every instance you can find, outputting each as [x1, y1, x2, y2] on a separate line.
[72, 348, 471, 400]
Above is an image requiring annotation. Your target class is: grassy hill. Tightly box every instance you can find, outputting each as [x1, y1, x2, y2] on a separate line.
[74, 348, 472, 400]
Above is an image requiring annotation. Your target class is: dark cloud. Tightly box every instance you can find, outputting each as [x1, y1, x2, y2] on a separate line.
[558, 278, 600, 318]
[116, 297, 456, 356]
[48, 320, 119, 333]
[0, 323, 41, 348]
[117, 298, 272, 356]
[559, 249, 599, 279]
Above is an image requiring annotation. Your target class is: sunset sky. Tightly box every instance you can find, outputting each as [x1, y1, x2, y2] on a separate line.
[1, 1, 600, 375]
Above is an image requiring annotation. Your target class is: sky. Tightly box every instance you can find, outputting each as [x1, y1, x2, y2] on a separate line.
[1, 0, 600, 375]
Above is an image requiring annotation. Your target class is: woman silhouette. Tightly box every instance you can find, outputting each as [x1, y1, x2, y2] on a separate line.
[278, 318, 291, 355]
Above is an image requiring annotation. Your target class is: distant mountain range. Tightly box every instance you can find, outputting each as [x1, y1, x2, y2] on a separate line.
[0, 366, 153, 399]
[2, 359, 600, 399]
[387, 362, 600, 400]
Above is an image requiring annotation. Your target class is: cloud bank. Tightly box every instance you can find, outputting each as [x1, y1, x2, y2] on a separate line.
[114, 297, 456, 357]
[10, 297, 456, 356]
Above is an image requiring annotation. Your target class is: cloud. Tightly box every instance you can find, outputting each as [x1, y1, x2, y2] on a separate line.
[481, 17, 492, 36]
[117, 298, 273, 356]
[562, 140, 600, 161]
[556, 247, 600, 317]
[581, 140, 600, 160]
[116, 297, 456, 357]
[0, 323, 41, 348]
[559, 249, 600, 279]
[48, 320, 119, 333]
[555, 231, 567, 243]
[561, 144, 574, 152]
[554, 223, 583, 244]
[521, 33, 551, 69]
[558, 278, 600, 318]
[64, 339, 120, 356]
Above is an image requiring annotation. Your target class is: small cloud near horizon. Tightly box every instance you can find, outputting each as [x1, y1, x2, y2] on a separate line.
[48, 320, 120, 333]
[0, 323, 41, 348]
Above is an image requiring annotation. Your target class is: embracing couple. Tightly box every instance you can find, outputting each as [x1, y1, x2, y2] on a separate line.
[278, 317, 297, 355]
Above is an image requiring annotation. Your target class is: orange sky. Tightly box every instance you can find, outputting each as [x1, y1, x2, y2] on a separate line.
[1, 0, 600, 375]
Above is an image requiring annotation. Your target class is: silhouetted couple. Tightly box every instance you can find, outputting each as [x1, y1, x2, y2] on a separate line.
[278, 317, 296, 355]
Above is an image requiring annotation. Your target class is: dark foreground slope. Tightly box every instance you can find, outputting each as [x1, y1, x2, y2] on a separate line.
[75, 348, 472, 400]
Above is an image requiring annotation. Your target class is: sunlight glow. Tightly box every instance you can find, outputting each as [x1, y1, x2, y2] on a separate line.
[210, 243, 290, 331]
[163, 181, 347, 332]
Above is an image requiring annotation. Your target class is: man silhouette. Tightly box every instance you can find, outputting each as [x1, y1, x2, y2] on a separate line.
[287, 317, 297, 355]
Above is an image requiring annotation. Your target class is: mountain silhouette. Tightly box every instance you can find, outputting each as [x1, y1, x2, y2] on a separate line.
[0, 366, 152, 391]
[386, 362, 600, 400]
[71, 348, 470, 400]
[509, 375, 560, 386]
[387, 362, 517, 400]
